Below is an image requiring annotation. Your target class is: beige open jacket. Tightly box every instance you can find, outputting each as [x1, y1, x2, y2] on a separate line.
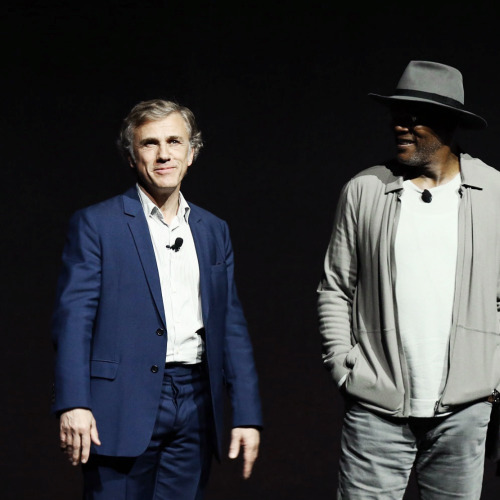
[318, 153, 500, 417]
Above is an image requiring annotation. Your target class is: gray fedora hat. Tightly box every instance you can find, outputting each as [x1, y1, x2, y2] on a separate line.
[368, 60, 487, 129]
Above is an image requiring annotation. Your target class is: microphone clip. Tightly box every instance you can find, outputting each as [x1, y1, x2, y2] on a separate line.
[166, 237, 184, 252]
[421, 189, 432, 203]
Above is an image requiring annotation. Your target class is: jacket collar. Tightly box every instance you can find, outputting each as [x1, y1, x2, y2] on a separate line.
[459, 153, 484, 190]
[121, 186, 209, 326]
[123, 186, 142, 216]
[384, 165, 404, 194]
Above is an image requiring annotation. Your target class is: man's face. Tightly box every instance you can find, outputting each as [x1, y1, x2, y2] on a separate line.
[390, 104, 455, 167]
[130, 112, 194, 196]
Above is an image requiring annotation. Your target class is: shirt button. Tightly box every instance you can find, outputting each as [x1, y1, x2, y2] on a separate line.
[156, 328, 164, 336]
[151, 365, 159, 373]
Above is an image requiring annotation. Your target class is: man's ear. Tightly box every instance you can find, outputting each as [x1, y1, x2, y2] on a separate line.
[188, 147, 195, 167]
[128, 156, 136, 169]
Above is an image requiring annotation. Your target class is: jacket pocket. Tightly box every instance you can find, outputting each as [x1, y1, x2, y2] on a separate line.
[344, 342, 401, 411]
[90, 360, 119, 380]
[443, 326, 500, 405]
[345, 343, 361, 369]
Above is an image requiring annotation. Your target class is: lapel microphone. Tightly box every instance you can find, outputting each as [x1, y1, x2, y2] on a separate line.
[421, 189, 432, 203]
[166, 237, 183, 252]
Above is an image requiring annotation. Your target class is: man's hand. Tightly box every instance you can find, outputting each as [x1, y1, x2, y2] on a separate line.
[59, 408, 101, 466]
[228, 427, 260, 479]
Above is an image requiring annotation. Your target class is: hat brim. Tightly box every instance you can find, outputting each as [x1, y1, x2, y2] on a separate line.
[368, 93, 487, 130]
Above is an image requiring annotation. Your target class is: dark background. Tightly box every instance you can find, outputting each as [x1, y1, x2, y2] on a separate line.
[3, 2, 500, 499]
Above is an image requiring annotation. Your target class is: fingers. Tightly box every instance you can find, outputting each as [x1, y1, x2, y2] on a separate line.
[71, 432, 82, 466]
[80, 430, 91, 464]
[228, 427, 261, 479]
[60, 419, 83, 465]
[90, 417, 101, 447]
[241, 431, 259, 479]
[228, 429, 241, 460]
[59, 426, 68, 449]
[242, 439, 259, 479]
[81, 416, 101, 464]
[59, 409, 100, 466]
[60, 423, 81, 465]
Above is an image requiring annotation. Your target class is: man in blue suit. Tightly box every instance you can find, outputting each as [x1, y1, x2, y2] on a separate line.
[51, 99, 263, 499]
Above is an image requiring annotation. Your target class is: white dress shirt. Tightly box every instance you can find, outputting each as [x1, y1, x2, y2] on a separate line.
[137, 185, 204, 364]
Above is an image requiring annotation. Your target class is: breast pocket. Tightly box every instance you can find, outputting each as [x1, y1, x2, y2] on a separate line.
[90, 360, 119, 380]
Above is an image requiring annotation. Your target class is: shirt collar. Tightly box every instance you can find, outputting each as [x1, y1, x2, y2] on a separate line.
[136, 184, 191, 223]
[384, 152, 485, 194]
[178, 192, 191, 222]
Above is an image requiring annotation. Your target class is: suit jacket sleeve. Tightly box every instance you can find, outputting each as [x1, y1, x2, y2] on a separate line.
[221, 221, 263, 428]
[51, 209, 101, 414]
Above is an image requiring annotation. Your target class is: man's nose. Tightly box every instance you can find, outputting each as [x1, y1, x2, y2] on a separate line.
[391, 114, 417, 130]
[394, 123, 413, 132]
[157, 142, 170, 161]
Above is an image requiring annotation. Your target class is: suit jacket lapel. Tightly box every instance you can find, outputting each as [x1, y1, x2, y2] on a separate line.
[122, 187, 166, 328]
[189, 205, 211, 325]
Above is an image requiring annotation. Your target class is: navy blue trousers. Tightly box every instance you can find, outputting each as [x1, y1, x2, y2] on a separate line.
[83, 364, 214, 499]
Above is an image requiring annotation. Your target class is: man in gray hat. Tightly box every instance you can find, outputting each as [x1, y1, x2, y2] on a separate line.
[317, 60, 500, 498]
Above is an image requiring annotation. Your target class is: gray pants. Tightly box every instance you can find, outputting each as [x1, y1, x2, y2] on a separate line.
[338, 400, 492, 499]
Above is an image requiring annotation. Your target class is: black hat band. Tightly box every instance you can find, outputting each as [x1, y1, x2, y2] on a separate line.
[394, 89, 464, 109]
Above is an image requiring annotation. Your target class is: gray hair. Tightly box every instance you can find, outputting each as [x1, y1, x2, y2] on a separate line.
[118, 99, 203, 162]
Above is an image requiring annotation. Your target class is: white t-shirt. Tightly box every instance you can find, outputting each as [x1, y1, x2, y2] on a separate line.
[395, 174, 461, 417]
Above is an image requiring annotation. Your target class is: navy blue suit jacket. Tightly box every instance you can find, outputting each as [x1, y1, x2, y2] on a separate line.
[51, 187, 263, 459]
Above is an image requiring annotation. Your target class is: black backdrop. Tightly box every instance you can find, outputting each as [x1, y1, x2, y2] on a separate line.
[3, 3, 500, 499]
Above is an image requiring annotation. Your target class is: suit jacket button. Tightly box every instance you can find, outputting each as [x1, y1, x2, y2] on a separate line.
[156, 328, 164, 336]
[151, 365, 159, 373]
